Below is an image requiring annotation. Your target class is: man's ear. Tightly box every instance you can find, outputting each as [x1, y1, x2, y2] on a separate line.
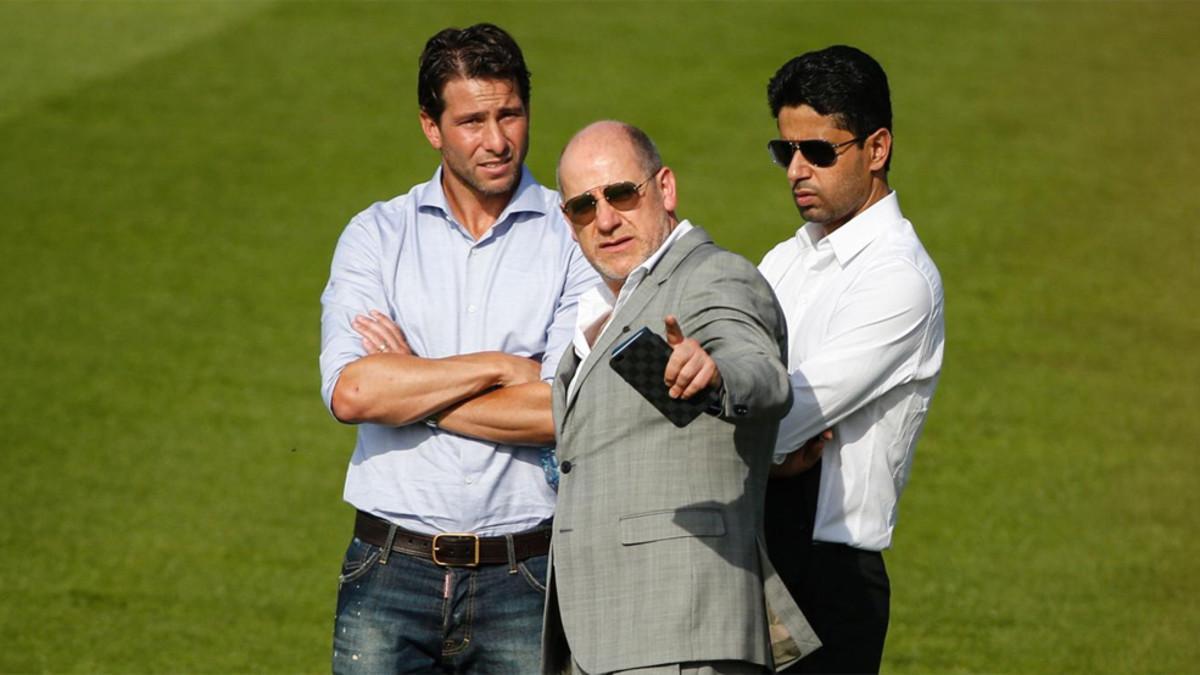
[867, 127, 892, 173]
[419, 110, 443, 150]
[657, 167, 678, 213]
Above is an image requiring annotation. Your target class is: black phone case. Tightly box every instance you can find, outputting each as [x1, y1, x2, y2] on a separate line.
[609, 326, 712, 428]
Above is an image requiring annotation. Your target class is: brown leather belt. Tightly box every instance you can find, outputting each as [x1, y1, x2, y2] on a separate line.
[354, 510, 551, 567]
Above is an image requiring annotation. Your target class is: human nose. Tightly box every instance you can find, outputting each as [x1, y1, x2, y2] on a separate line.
[592, 194, 622, 234]
[481, 118, 507, 154]
[787, 149, 814, 183]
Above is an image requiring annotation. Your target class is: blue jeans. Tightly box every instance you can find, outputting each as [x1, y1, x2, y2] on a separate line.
[332, 536, 548, 674]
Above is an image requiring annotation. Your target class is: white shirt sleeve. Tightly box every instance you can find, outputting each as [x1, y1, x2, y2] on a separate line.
[774, 257, 939, 458]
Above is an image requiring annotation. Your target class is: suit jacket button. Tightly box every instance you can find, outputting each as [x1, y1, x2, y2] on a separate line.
[733, 404, 749, 416]
[560, 460, 573, 474]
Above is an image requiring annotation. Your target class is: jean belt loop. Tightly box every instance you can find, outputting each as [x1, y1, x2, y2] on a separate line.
[505, 533, 517, 574]
[379, 523, 398, 565]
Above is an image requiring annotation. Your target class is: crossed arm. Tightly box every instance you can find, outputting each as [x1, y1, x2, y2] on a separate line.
[330, 310, 554, 446]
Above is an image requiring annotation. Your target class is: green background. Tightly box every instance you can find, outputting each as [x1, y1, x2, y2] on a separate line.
[2, 1, 1197, 672]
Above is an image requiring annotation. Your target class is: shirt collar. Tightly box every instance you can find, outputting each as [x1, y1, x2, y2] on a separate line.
[581, 219, 694, 313]
[632, 219, 694, 283]
[571, 283, 618, 357]
[416, 165, 546, 224]
[570, 220, 694, 360]
[796, 191, 901, 267]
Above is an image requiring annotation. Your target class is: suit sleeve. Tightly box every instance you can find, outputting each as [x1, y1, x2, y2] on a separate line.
[675, 250, 792, 423]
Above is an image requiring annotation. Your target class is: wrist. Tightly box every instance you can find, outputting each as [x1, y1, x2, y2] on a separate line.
[704, 381, 726, 416]
[479, 351, 511, 388]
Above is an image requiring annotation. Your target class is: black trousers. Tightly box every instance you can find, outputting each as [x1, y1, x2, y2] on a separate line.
[765, 463, 891, 674]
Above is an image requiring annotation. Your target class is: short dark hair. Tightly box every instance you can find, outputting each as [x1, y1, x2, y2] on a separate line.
[767, 45, 892, 169]
[417, 23, 531, 123]
[620, 123, 663, 178]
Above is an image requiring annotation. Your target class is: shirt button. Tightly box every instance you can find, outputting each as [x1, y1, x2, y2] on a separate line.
[468, 305, 477, 314]
[560, 461, 573, 474]
[465, 476, 474, 485]
[733, 405, 749, 416]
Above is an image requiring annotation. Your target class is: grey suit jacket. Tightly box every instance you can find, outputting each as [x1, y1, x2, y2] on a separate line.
[542, 227, 820, 673]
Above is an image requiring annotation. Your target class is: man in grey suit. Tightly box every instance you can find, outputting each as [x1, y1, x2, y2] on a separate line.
[542, 120, 821, 674]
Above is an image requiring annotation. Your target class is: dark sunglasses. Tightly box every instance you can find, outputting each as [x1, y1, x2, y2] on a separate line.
[561, 173, 657, 225]
[767, 136, 865, 169]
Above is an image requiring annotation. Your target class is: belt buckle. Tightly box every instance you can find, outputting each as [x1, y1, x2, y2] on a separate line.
[431, 532, 480, 567]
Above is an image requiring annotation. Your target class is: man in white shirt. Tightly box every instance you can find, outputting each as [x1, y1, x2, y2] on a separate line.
[759, 46, 945, 673]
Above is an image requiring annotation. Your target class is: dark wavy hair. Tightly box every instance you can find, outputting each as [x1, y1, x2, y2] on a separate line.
[767, 45, 892, 170]
[417, 23, 531, 123]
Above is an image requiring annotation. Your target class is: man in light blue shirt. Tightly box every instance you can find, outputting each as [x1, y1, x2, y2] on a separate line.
[318, 24, 597, 673]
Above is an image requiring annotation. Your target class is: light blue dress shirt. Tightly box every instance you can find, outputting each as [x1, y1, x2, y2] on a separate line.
[320, 167, 598, 536]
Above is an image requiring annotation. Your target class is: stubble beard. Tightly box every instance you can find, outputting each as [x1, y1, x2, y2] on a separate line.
[448, 158, 519, 199]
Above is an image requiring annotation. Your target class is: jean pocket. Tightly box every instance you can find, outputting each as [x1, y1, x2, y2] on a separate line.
[338, 537, 381, 586]
[516, 558, 548, 593]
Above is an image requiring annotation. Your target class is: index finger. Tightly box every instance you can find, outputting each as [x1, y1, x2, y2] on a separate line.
[664, 315, 685, 346]
[663, 339, 693, 387]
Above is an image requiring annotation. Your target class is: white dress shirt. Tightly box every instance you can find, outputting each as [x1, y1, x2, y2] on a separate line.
[759, 192, 943, 551]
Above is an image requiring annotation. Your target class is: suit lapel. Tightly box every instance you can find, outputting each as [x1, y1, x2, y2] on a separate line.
[554, 347, 581, 437]
[561, 226, 714, 422]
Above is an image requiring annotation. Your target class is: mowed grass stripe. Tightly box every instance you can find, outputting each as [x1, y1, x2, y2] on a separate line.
[0, 0, 277, 123]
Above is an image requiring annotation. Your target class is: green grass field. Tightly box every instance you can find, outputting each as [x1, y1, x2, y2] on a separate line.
[2, 1, 1198, 672]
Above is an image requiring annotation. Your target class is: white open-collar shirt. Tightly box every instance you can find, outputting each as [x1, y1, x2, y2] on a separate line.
[568, 220, 694, 369]
[759, 192, 944, 550]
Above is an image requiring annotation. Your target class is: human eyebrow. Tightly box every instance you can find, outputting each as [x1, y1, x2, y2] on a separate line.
[452, 112, 486, 125]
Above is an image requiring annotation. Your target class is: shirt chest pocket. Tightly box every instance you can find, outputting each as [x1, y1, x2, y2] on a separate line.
[618, 508, 726, 545]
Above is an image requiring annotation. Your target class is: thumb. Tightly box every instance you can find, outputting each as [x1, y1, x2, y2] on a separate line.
[664, 315, 684, 346]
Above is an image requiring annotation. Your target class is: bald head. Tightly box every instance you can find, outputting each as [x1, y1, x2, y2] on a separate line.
[555, 120, 679, 293]
[557, 121, 662, 194]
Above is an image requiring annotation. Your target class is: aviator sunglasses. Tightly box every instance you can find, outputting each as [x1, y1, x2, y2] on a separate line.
[767, 136, 866, 169]
[561, 173, 658, 225]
